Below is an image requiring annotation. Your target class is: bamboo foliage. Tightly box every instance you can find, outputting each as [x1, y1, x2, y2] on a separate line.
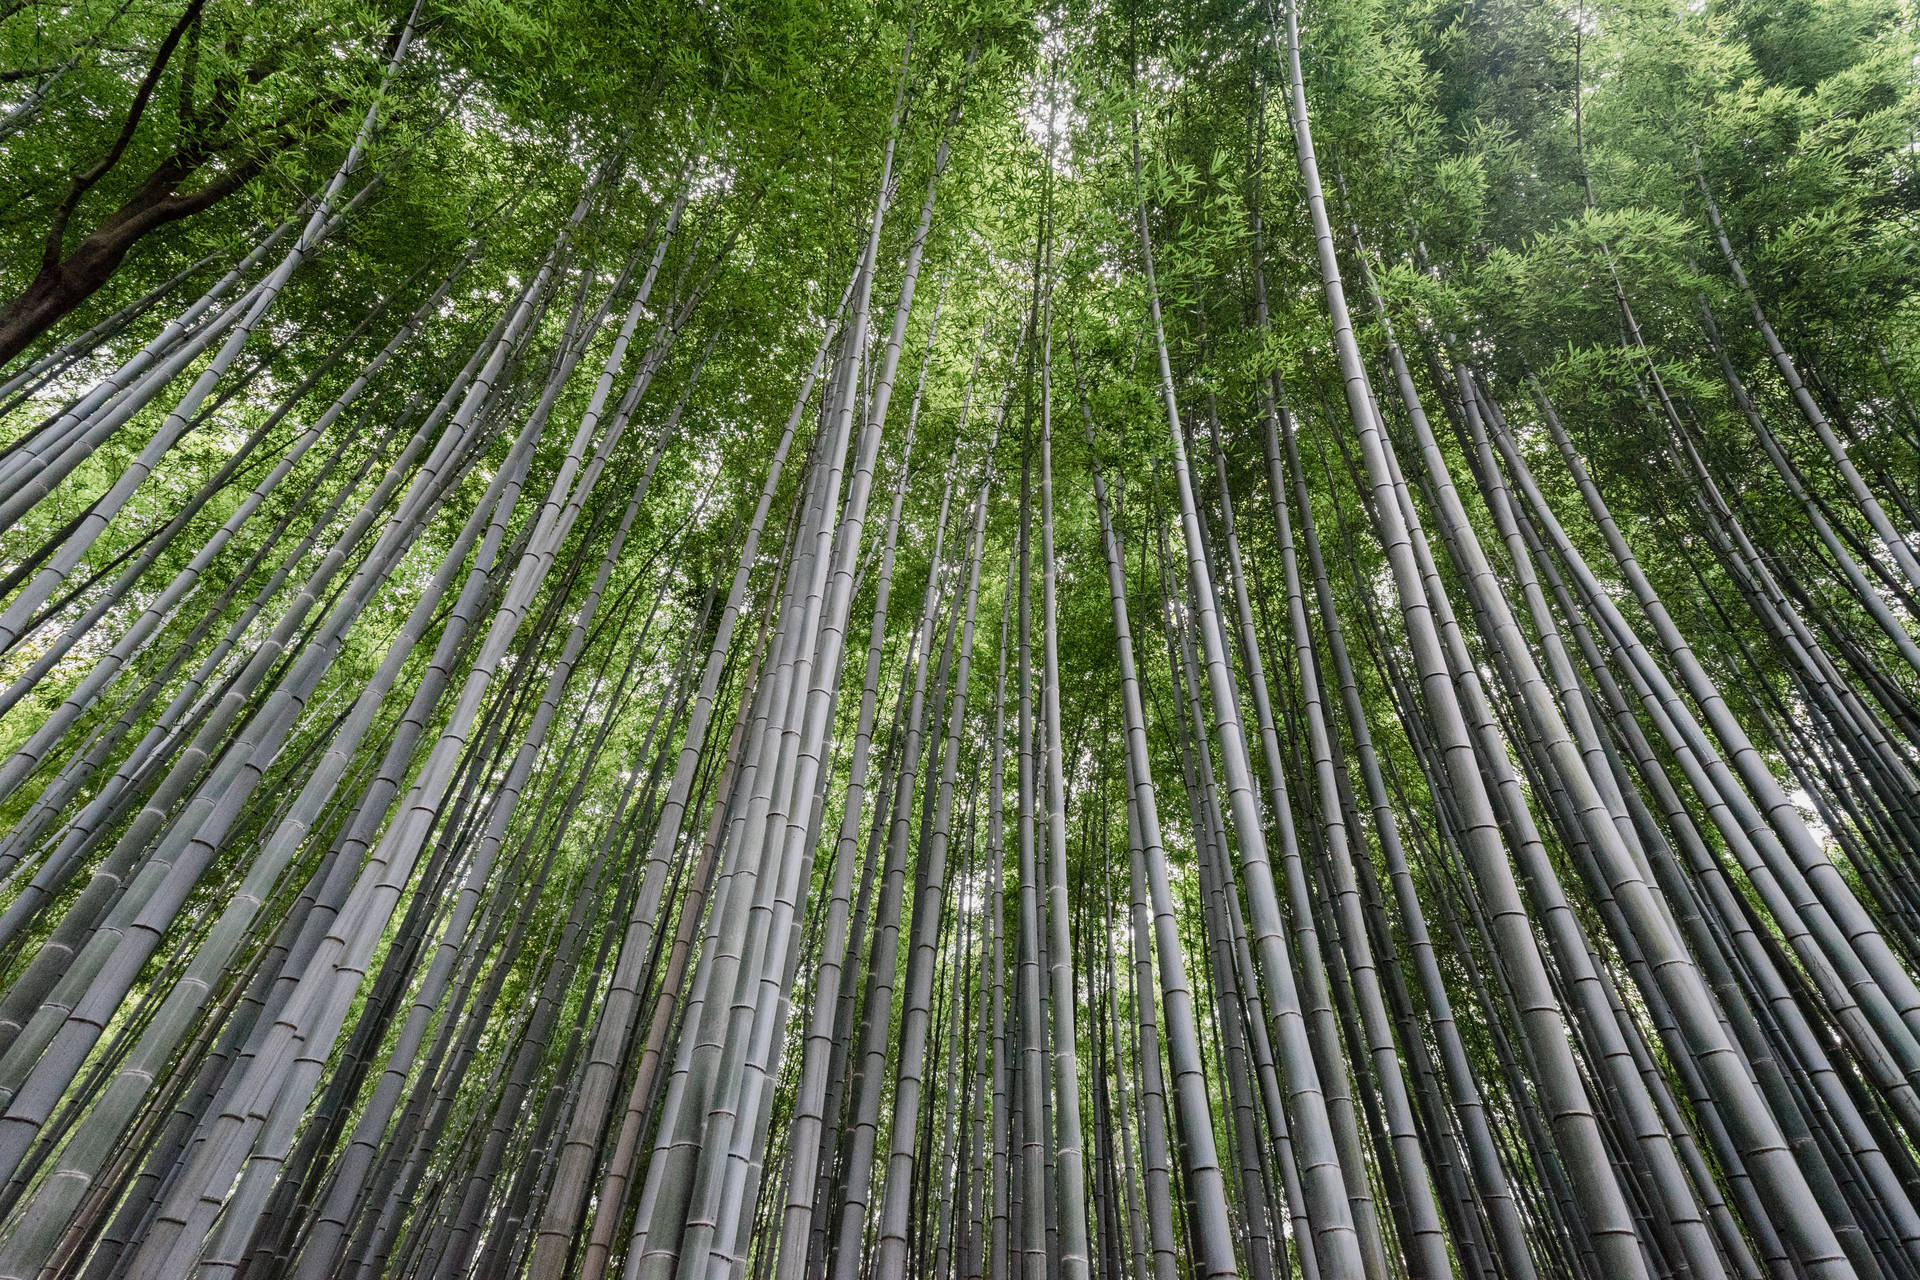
[0, 0, 1914, 1278]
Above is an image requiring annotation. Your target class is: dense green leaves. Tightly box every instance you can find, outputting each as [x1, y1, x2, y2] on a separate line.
[0, 0, 1915, 1276]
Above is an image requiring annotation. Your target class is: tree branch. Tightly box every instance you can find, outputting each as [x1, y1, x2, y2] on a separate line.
[40, 0, 206, 272]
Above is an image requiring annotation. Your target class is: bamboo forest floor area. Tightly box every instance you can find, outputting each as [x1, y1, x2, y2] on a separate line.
[0, 0, 1916, 1276]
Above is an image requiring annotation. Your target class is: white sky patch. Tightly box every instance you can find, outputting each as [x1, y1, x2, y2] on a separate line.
[1789, 786, 1837, 854]
[1019, 14, 1091, 181]
[690, 158, 737, 201]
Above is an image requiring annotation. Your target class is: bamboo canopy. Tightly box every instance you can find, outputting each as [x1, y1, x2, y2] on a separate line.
[0, 0, 1916, 1276]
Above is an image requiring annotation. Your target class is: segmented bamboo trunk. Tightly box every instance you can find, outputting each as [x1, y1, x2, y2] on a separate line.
[1, 9, 1913, 1280]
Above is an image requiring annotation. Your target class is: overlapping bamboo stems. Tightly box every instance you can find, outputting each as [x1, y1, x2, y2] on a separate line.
[987, 567, 1016, 1280]
[0, 211, 306, 511]
[0, 285, 523, 1071]
[0, 0, 428, 635]
[1132, 34, 1374, 1273]
[1462, 375, 1920, 1266]
[962, 693, 1005, 1280]
[1155, 520, 1279, 1280]
[770, 275, 943, 1280]
[1540, 379, 1920, 1088]
[1195, 374, 1447, 1280]
[616, 43, 922, 1274]
[1569, 124, 1920, 1058]
[1659, 369, 1920, 916]
[0, 246, 480, 812]
[1242, 157, 1533, 1275]
[1178, 361, 1401, 1278]
[0, 256, 430, 729]
[1268, 2, 1671, 1274]
[1351, 234, 1860, 1278]
[101, 162, 704, 1277]
[286, 331, 718, 1280]
[0, 244, 224, 413]
[1695, 297, 1920, 683]
[523, 294, 841, 1280]
[928, 823, 980, 1280]
[822, 458, 960, 1280]
[0, 221, 653, 1216]
[872, 373, 1002, 1279]
[1458, 358, 1920, 1272]
[1011, 412, 1051, 1280]
[1018, 79, 1095, 1275]
[1072, 333, 1246, 1280]
[525, 580, 740, 1280]
[1, 11, 1912, 1278]
[0, 335, 550, 1276]
[760, 56, 978, 1275]
[1651, 353, 1920, 905]
[1384, 361, 1760, 1279]
[1266, 376, 1541, 1280]
[1690, 166, 1920, 601]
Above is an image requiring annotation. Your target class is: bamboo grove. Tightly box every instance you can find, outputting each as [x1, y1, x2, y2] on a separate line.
[0, 0, 1916, 1275]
